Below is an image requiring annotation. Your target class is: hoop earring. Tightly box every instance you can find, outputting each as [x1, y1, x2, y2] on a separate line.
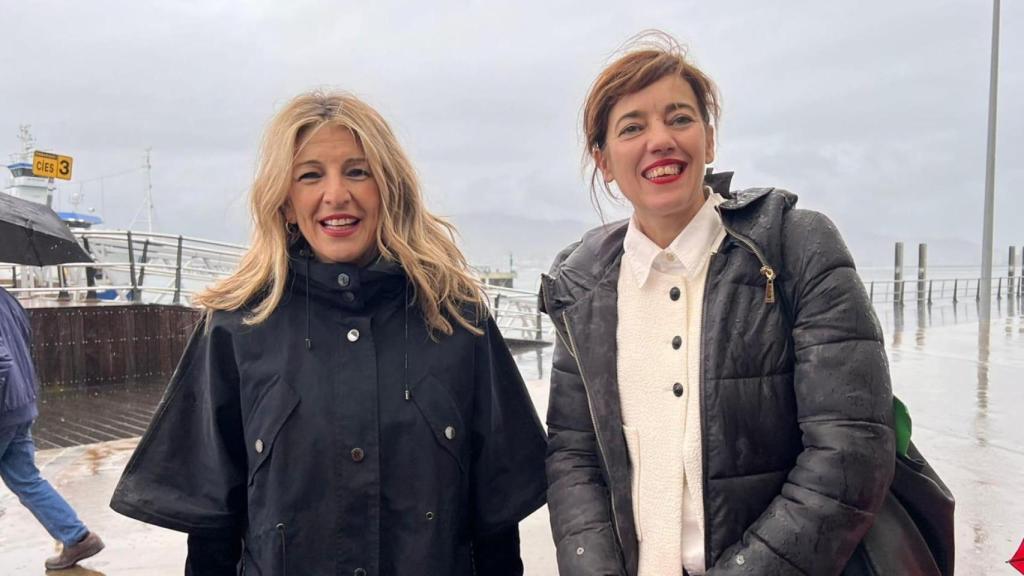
[286, 222, 299, 234]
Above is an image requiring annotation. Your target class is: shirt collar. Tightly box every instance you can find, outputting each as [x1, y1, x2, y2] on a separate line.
[623, 189, 725, 288]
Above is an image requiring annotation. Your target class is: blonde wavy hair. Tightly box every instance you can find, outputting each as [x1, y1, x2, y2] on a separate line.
[194, 90, 485, 335]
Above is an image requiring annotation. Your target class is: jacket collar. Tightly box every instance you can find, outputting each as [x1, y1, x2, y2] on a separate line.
[622, 190, 725, 287]
[287, 241, 406, 312]
[541, 171, 794, 321]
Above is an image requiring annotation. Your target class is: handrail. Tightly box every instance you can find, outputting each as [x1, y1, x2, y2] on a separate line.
[6, 228, 1021, 346]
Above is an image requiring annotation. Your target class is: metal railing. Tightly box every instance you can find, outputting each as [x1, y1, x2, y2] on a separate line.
[3, 229, 555, 344]
[8, 229, 1020, 341]
[865, 276, 1023, 305]
[485, 284, 550, 342]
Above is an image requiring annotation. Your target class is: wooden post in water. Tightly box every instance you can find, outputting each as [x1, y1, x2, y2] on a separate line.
[894, 242, 904, 305]
[1010, 246, 1017, 300]
[917, 243, 927, 304]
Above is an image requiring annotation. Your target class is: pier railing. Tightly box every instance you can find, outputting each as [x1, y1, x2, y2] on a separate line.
[4, 230, 1022, 344]
[865, 276, 1023, 305]
[2, 229, 553, 344]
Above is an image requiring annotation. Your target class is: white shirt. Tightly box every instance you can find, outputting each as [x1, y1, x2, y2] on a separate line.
[623, 190, 726, 287]
[617, 190, 725, 575]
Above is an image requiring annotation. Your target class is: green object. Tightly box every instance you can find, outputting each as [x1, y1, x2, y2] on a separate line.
[893, 396, 912, 458]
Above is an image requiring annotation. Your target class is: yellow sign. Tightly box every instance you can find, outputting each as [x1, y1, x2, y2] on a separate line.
[32, 151, 74, 181]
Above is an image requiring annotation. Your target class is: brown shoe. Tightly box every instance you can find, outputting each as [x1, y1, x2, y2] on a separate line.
[45, 531, 105, 570]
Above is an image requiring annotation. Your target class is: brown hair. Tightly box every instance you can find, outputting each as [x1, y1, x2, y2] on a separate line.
[582, 30, 721, 206]
[193, 90, 485, 336]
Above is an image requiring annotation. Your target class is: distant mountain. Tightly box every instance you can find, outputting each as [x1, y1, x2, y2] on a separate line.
[449, 212, 598, 268]
[449, 212, 1003, 288]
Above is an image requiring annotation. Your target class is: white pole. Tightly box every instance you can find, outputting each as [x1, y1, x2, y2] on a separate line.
[979, 0, 1000, 325]
[145, 147, 152, 233]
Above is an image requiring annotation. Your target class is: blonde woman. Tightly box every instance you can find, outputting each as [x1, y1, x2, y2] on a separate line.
[111, 91, 547, 575]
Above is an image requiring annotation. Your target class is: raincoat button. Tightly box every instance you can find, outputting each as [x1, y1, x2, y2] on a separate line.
[673, 383, 684, 397]
[255, 439, 264, 454]
[354, 569, 366, 576]
[736, 554, 745, 565]
[337, 273, 351, 288]
[576, 546, 585, 556]
[342, 291, 355, 303]
[347, 329, 360, 342]
[672, 335, 682, 349]
[444, 426, 456, 440]
[670, 286, 680, 301]
[351, 447, 365, 462]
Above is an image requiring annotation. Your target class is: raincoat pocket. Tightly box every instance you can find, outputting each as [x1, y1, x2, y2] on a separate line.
[411, 375, 468, 473]
[622, 424, 642, 542]
[244, 376, 301, 487]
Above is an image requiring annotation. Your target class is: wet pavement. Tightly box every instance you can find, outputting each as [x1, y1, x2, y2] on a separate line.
[1, 301, 1022, 574]
[30, 379, 166, 450]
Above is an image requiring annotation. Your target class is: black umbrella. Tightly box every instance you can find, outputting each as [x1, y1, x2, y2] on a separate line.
[0, 192, 93, 265]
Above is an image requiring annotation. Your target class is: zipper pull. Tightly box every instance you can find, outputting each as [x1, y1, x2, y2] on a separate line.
[760, 265, 776, 304]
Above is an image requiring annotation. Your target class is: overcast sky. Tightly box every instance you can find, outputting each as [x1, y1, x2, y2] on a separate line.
[2, 0, 1021, 270]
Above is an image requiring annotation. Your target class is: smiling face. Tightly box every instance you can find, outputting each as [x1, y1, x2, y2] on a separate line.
[283, 124, 381, 265]
[595, 74, 715, 241]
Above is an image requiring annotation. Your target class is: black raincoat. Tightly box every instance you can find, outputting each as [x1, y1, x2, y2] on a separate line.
[110, 251, 548, 575]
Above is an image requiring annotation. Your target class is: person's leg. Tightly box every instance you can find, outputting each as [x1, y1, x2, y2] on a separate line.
[0, 422, 89, 546]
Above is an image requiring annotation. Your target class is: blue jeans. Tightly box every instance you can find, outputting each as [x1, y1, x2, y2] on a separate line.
[0, 421, 88, 546]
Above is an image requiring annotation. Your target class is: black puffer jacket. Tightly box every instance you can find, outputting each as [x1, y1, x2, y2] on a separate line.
[540, 173, 897, 575]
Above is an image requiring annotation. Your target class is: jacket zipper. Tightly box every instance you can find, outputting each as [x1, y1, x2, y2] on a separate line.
[699, 219, 777, 568]
[699, 252, 715, 569]
[562, 313, 627, 556]
[717, 213, 777, 304]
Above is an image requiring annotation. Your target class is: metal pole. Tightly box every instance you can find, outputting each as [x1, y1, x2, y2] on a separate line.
[917, 243, 927, 304]
[145, 148, 154, 233]
[953, 278, 959, 304]
[979, 0, 1001, 324]
[173, 235, 183, 304]
[57, 265, 70, 301]
[83, 237, 97, 301]
[137, 239, 150, 287]
[126, 230, 138, 302]
[894, 242, 904, 305]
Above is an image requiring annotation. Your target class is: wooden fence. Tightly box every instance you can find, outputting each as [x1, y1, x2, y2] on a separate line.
[26, 304, 202, 387]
